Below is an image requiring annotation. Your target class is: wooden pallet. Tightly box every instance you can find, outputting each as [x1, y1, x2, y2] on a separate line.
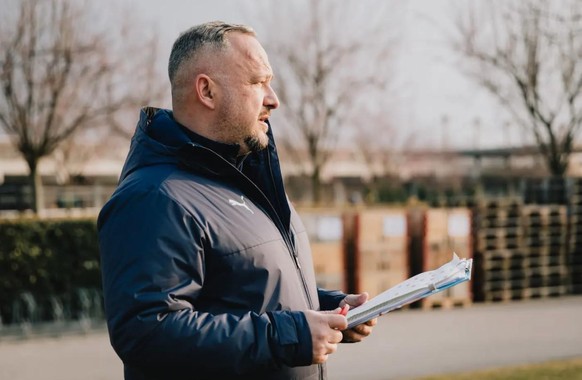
[421, 297, 472, 310]
[483, 289, 523, 303]
[521, 285, 569, 299]
[484, 285, 569, 302]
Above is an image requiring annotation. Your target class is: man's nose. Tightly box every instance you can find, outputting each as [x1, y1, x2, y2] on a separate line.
[265, 85, 280, 110]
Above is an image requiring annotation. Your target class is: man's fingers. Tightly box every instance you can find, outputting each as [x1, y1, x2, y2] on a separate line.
[313, 353, 328, 364]
[311, 330, 342, 364]
[321, 307, 342, 314]
[331, 328, 343, 344]
[340, 292, 369, 308]
[322, 305, 350, 316]
[342, 329, 363, 343]
[336, 294, 377, 345]
[339, 304, 349, 315]
[304, 310, 349, 364]
[365, 317, 378, 326]
[341, 316, 377, 343]
[326, 313, 348, 330]
[354, 323, 373, 336]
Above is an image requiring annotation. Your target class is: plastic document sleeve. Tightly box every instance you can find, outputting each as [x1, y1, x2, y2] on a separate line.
[346, 253, 473, 329]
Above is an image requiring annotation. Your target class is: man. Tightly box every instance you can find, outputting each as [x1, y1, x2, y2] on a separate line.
[98, 21, 376, 380]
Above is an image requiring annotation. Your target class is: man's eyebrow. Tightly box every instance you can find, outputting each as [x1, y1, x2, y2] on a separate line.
[251, 72, 274, 81]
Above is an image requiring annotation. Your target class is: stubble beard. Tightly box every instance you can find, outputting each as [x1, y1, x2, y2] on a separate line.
[215, 116, 268, 155]
[216, 94, 269, 154]
[244, 131, 269, 154]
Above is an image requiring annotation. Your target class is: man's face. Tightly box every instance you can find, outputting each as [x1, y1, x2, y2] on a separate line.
[212, 33, 280, 155]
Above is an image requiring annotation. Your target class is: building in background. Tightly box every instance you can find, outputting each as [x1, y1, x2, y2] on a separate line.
[2, 135, 582, 211]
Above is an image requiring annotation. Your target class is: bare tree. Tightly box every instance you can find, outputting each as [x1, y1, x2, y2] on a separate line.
[450, 0, 582, 176]
[105, 20, 167, 140]
[251, 0, 401, 204]
[354, 112, 417, 203]
[0, 0, 162, 212]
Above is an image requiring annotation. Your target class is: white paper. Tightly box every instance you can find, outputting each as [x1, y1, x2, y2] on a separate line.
[346, 253, 473, 328]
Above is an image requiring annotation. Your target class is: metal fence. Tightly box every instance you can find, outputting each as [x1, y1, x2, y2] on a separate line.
[0, 288, 105, 340]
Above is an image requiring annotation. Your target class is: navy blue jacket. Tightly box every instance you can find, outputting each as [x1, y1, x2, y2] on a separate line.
[98, 108, 345, 379]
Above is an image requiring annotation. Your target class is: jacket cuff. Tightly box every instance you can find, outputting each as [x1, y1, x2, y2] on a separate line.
[317, 288, 347, 310]
[267, 311, 312, 367]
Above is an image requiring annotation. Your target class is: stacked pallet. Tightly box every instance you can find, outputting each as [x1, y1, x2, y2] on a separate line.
[300, 207, 410, 298]
[472, 199, 570, 302]
[472, 199, 523, 302]
[298, 208, 345, 292]
[354, 208, 409, 297]
[421, 208, 473, 309]
[521, 205, 569, 298]
[569, 179, 582, 294]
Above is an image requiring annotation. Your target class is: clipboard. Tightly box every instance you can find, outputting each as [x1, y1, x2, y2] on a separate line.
[346, 253, 473, 328]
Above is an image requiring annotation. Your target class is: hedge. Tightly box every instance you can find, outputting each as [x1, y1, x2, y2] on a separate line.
[0, 218, 101, 324]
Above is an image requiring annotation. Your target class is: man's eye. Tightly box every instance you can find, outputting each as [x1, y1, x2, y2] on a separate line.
[252, 79, 267, 85]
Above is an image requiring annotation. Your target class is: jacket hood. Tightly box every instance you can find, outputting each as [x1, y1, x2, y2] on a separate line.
[119, 107, 191, 182]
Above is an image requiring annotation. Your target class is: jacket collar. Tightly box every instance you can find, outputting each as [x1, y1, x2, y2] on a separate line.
[120, 106, 291, 232]
[178, 124, 241, 166]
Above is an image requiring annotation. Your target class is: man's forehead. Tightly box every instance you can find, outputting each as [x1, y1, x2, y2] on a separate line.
[226, 33, 273, 74]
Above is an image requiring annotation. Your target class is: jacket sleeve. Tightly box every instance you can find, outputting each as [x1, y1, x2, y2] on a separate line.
[317, 288, 347, 310]
[98, 186, 312, 375]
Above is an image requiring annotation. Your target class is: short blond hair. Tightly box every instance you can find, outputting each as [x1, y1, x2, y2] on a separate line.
[168, 21, 255, 85]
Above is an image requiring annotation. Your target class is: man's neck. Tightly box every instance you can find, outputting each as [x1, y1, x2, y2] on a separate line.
[178, 123, 241, 166]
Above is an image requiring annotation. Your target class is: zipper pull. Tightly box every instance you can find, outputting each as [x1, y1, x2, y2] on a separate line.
[293, 253, 301, 269]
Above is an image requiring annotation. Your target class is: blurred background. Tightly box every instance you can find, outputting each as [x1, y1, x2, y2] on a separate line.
[1, 0, 582, 379]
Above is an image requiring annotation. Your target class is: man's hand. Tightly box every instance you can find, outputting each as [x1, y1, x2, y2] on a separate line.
[339, 293, 377, 343]
[303, 309, 348, 364]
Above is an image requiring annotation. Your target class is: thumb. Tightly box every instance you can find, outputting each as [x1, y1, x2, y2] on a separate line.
[340, 293, 369, 308]
[321, 307, 342, 314]
[325, 313, 348, 330]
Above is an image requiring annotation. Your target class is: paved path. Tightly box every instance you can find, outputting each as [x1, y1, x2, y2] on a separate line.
[1, 297, 581, 380]
[329, 296, 582, 379]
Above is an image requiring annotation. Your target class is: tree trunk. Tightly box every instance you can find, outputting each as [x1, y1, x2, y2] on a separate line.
[26, 159, 44, 214]
[311, 166, 322, 205]
[545, 147, 568, 177]
[367, 176, 379, 203]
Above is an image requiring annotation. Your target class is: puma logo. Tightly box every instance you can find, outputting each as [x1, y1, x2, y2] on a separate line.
[228, 196, 254, 214]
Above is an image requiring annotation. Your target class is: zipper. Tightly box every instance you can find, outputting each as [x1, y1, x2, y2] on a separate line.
[265, 148, 315, 310]
[186, 144, 315, 310]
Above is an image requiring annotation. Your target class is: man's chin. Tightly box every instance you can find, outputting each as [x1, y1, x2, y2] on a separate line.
[245, 135, 269, 154]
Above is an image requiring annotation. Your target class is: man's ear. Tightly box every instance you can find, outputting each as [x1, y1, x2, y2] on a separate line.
[195, 74, 216, 110]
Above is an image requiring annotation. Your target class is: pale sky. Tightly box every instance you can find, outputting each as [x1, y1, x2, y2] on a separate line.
[114, 0, 525, 151]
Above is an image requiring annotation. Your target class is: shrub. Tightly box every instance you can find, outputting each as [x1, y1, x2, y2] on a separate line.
[0, 218, 101, 324]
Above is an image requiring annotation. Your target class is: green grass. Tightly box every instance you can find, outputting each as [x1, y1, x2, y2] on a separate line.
[416, 357, 582, 380]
